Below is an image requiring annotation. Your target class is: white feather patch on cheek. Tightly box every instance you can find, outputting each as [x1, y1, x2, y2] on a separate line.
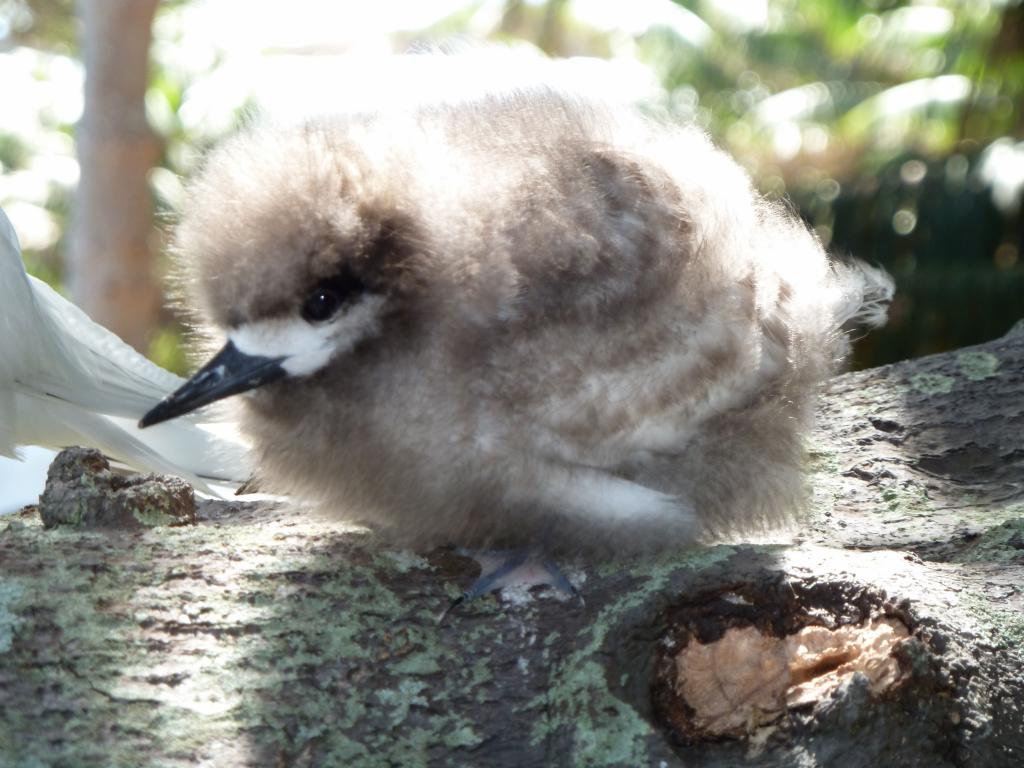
[230, 294, 387, 378]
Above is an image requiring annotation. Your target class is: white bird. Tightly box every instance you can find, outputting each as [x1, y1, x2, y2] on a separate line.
[139, 79, 893, 605]
[0, 207, 250, 494]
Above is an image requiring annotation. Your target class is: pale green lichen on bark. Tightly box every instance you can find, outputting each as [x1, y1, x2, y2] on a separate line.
[0, 579, 25, 654]
[806, 448, 840, 476]
[444, 724, 483, 748]
[527, 546, 735, 767]
[377, 679, 430, 726]
[960, 590, 1024, 649]
[956, 350, 1000, 381]
[950, 515, 1024, 565]
[878, 482, 932, 516]
[0, 511, 497, 766]
[72, 496, 87, 525]
[202, 534, 498, 765]
[131, 504, 179, 527]
[391, 651, 444, 676]
[1, 522, 174, 766]
[910, 372, 954, 395]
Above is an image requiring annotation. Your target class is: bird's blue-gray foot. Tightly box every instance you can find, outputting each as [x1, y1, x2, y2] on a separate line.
[439, 549, 583, 623]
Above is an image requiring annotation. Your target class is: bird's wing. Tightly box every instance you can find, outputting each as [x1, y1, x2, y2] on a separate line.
[0, 208, 35, 457]
[493, 295, 766, 466]
[0, 206, 251, 487]
[0, 207, 177, 415]
[25, 275, 184, 413]
[12, 390, 238, 493]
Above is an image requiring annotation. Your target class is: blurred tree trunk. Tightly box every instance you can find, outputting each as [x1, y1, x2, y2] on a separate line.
[68, 0, 161, 353]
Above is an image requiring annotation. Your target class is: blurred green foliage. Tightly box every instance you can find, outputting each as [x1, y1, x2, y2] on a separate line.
[636, 0, 1023, 367]
[1, 0, 1021, 373]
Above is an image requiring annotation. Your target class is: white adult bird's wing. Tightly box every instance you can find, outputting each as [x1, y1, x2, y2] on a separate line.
[0, 207, 251, 493]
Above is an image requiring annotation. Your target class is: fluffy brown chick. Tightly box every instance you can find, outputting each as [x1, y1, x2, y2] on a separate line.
[142, 85, 892, 556]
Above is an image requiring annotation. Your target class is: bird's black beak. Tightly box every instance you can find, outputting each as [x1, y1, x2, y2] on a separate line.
[139, 341, 286, 428]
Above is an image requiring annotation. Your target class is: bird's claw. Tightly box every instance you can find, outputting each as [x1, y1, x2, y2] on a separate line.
[438, 549, 583, 623]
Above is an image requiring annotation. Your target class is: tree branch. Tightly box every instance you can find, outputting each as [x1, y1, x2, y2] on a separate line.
[2, 328, 1023, 766]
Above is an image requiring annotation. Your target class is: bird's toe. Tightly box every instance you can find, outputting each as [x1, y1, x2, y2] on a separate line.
[438, 548, 583, 623]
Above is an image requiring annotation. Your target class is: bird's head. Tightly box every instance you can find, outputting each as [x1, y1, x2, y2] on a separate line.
[140, 121, 423, 428]
[139, 94, 691, 430]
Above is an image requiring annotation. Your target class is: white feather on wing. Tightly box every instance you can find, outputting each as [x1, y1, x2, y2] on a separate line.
[0, 207, 251, 493]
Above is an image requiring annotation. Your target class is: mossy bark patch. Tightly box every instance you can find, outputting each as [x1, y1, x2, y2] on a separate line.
[38, 446, 196, 529]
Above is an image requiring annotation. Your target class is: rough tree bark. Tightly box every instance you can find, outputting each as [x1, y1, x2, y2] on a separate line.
[67, 0, 162, 352]
[1, 327, 1023, 767]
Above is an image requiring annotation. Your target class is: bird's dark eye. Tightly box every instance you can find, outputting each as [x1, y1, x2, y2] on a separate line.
[300, 270, 367, 323]
[301, 285, 343, 323]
